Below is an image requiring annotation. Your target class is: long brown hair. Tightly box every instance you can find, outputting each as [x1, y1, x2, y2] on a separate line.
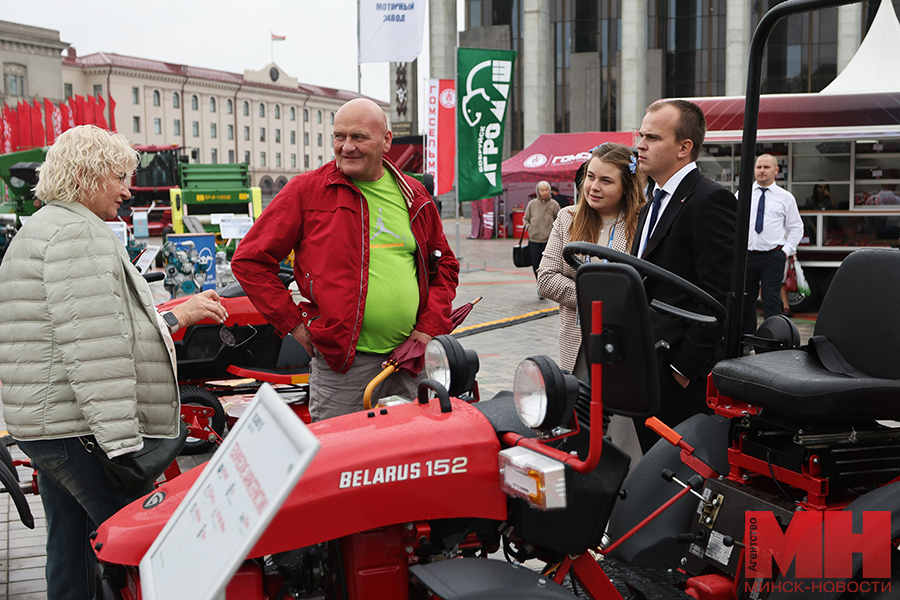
[569, 143, 645, 247]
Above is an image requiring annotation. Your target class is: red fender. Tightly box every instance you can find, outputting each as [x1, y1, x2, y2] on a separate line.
[95, 398, 507, 566]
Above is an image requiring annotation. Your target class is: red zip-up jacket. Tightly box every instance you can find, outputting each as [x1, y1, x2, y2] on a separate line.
[232, 158, 459, 374]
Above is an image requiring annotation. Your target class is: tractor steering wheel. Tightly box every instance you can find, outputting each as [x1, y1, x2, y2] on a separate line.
[562, 242, 725, 328]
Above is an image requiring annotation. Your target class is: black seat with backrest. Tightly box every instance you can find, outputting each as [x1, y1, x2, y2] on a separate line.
[712, 249, 900, 422]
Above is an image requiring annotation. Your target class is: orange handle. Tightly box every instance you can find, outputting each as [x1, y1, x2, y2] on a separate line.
[645, 417, 682, 447]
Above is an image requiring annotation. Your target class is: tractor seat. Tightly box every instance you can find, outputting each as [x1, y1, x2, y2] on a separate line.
[712, 350, 900, 422]
[713, 248, 900, 423]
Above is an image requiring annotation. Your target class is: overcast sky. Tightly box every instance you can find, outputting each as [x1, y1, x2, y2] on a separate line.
[6, 0, 465, 127]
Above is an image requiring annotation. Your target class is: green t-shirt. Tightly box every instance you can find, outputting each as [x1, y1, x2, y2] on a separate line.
[353, 172, 419, 353]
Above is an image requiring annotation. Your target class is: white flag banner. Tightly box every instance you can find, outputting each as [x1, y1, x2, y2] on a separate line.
[358, 1, 426, 64]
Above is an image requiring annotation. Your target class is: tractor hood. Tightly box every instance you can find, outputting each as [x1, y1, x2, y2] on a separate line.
[95, 397, 507, 566]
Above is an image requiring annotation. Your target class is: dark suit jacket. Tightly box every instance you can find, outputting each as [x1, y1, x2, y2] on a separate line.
[631, 168, 736, 380]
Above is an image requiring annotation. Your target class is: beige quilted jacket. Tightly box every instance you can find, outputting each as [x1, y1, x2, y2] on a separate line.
[0, 201, 179, 457]
[537, 207, 630, 372]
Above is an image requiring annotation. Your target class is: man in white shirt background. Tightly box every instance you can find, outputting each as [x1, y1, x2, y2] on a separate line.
[740, 154, 804, 338]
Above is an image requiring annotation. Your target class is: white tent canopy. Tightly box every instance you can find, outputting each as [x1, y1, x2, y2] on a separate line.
[821, 0, 900, 94]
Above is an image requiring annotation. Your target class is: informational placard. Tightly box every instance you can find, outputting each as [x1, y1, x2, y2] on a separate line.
[133, 245, 161, 274]
[210, 213, 236, 225]
[139, 384, 319, 600]
[218, 217, 254, 240]
[107, 221, 129, 245]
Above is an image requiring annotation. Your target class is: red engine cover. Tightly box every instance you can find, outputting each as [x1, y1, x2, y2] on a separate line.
[157, 295, 265, 342]
[95, 398, 507, 566]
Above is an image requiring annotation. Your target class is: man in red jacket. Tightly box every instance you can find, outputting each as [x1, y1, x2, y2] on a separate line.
[232, 98, 459, 420]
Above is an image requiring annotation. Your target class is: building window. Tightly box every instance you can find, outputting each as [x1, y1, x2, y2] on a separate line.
[275, 105, 281, 119]
[244, 150, 250, 164]
[317, 155, 323, 167]
[291, 153, 296, 168]
[94, 84, 104, 98]
[260, 128, 266, 142]
[64, 83, 73, 99]
[317, 133, 323, 147]
[174, 119, 181, 136]
[211, 149, 218, 164]
[227, 124, 234, 140]
[154, 118, 161, 135]
[243, 101, 249, 116]
[276, 152, 282, 167]
[191, 95, 199, 110]
[304, 132, 309, 146]
[132, 87, 140, 104]
[259, 103, 266, 118]
[260, 152, 267, 167]
[133, 116, 140, 133]
[275, 129, 281, 143]
[244, 126, 250, 141]
[210, 123, 217, 138]
[303, 108, 309, 122]
[226, 98, 233, 114]
[228, 149, 235, 164]
[317, 110, 322, 123]
[193, 121, 199, 137]
[290, 107, 296, 121]
[210, 97, 217, 112]
[330, 112, 334, 124]
[152, 90, 160, 106]
[290, 131, 296, 145]
[173, 92, 180, 108]
[304, 155, 310, 169]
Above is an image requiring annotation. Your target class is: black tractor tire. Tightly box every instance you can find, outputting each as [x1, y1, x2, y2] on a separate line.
[179, 385, 226, 455]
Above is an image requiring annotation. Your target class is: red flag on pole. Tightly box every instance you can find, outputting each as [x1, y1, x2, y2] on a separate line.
[32, 99, 46, 147]
[86, 95, 97, 127]
[60, 100, 74, 131]
[108, 93, 116, 132]
[0, 112, 6, 155]
[425, 78, 456, 196]
[95, 94, 109, 130]
[44, 98, 56, 145]
[74, 95, 87, 126]
[16, 102, 32, 149]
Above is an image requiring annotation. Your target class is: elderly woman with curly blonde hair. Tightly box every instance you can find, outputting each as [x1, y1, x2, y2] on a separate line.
[0, 125, 227, 600]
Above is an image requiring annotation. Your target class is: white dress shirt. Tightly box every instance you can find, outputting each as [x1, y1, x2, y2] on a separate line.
[638, 162, 697, 257]
[739, 182, 804, 256]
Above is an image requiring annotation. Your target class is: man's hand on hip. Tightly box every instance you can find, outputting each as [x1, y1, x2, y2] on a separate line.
[291, 322, 315, 357]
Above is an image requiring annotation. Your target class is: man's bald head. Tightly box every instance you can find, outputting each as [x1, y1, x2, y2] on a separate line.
[332, 98, 392, 181]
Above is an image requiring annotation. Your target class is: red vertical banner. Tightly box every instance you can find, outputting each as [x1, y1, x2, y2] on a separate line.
[74, 95, 87, 126]
[32, 99, 46, 147]
[425, 78, 456, 196]
[95, 94, 109, 130]
[108, 93, 116, 132]
[0, 112, 6, 155]
[44, 98, 56, 145]
[60, 100, 74, 131]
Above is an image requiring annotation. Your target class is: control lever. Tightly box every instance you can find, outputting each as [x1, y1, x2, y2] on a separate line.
[661, 468, 706, 502]
[675, 529, 707, 544]
[722, 535, 745, 548]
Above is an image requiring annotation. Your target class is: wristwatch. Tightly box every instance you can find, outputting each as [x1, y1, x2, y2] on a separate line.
[162, 311, 179, 332]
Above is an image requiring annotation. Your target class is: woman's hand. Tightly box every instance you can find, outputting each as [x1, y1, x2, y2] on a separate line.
[167, 290, 228, 332]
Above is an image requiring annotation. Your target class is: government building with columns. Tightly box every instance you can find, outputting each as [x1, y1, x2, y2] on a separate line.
[441, 0, 894, 155]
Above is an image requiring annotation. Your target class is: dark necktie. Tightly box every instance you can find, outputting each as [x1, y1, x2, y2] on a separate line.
[755, 188, 767, 233]
[647, 188, 665, 235]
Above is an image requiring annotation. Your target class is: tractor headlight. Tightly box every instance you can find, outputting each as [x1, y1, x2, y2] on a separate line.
[424, 335, 479, 397]
[513, 356, 579, 430]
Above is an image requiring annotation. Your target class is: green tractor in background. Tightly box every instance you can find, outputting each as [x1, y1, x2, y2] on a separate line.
[0, 148, 45, 262]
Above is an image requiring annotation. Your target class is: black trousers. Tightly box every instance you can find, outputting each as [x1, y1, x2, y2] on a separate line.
[633, 368, 711, 454]
[744, 248, 786, 334]
[529, 241, 547, 279]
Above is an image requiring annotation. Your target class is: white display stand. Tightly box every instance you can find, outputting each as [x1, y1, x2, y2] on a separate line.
[139, 384, 319, 600]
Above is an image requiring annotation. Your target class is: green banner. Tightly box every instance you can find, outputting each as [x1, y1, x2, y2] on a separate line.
[456, 47, 517, 202]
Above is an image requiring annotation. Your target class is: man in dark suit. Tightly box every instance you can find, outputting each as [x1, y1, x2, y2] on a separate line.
[631, 99, 736, 453]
